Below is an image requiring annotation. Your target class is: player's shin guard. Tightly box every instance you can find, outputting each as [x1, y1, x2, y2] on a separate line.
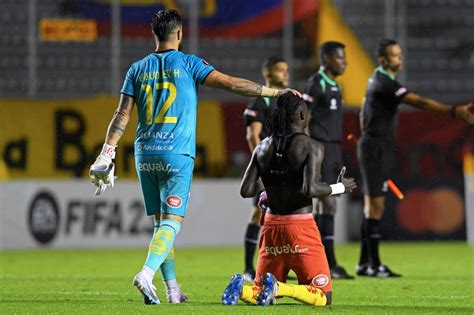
[144, 219, 181, 273]
[240, 284, 259, 304]
[277, 282, 327, 306]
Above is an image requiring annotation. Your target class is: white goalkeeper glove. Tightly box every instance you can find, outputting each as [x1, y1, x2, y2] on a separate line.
[89, 143, 117, 196]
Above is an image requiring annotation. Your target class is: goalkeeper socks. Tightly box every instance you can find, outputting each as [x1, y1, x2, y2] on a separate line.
[244, 224, 261, 272]
[160, 247, 176, 281]
[358, 217, 369, 266]
[240, 284, 259, 304]
[144, 219, 181, 273]
[276, 282, 327, 306]
[149, 220, 178, 281]
[366, 219, 381, 268]
[316, 214, 336, 268]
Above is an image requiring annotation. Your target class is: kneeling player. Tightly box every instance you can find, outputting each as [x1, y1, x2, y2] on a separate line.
[221, 93, 356, 306]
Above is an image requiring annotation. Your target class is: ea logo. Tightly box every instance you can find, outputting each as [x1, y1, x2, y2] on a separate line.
[28, 191, 60, 245]
[311, 274, 329, 288]
[166, 195, 182, 208]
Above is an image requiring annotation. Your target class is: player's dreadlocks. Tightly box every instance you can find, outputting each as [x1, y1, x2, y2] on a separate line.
[267, 93, 305, 136]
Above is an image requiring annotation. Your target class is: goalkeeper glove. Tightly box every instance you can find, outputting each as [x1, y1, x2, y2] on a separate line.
[89, 143, 117, 196]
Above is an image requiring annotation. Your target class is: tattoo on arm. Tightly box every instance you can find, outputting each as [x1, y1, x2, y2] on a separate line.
[231, 78, 262, 96]
[106, 95, 134, 144]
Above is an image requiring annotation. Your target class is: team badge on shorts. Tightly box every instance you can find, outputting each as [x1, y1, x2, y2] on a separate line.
[166, 195, 182, 208]
[312, 274, 329, 288]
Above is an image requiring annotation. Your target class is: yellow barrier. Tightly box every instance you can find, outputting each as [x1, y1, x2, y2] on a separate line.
[0, 96, 226, 179]
[40, 19, 98, 42]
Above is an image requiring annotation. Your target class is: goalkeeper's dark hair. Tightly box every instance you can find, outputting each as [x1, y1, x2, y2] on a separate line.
[151, 9, 182, 42]
[320, 41, 345, 62]
[377, 38, 398, 57]
[267, 93, 306, 136]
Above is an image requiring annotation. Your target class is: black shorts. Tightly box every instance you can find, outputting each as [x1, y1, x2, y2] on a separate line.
[320, 141, 343, 184]
[357, 134, 395, 196]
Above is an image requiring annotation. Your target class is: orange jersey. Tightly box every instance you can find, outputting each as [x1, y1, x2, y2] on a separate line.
[255, 213, 332, 293]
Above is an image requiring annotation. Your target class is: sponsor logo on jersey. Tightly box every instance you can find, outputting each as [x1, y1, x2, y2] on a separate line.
[139, 131, 174, 140]
[136, 144, 174, 151]
[243, 109, 257, 117]
[395, 87, 407, 97]
[265, 244, 309, 256]
[166, 195, 182, 208]
[311, 274, 329, 288]
[331, 87, 339, 92]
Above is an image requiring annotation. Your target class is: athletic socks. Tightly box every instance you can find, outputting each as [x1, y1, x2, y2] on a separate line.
[143, 219, 181, 274]
[160, 247, 176, 281]
[366, 219, 382, 268]
[276, 282, 327, 306]
[244, 224, 261, 272]
[316, 214, 336, 268]
[358, 218, 369, 266]
[240, 283, 327, 306]
[240, 285, 259, 304]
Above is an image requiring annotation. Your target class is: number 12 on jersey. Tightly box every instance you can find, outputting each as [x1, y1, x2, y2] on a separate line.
[142, 82, 177, 125]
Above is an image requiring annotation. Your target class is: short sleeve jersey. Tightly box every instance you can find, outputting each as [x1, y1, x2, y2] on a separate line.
[243, 96, 277, 140]
[361, 66, 409, 137]
[121, 50, 214, 157]
[303, 69, 344, 142]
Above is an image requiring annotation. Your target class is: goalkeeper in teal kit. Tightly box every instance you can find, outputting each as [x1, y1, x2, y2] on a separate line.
[89, 9, 300, 305]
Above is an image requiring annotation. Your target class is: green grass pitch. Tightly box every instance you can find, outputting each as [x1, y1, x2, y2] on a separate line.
[1, 242, 473, 314]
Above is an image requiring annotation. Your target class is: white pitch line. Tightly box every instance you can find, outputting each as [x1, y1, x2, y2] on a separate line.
[54, 292, 130, 296]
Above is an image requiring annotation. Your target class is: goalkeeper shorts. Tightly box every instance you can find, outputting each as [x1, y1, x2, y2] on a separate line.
[135, 154, 194, 217]
[255, 212, 332, 293]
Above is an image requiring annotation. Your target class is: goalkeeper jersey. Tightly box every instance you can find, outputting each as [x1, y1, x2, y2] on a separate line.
[121, 49, 215, 158]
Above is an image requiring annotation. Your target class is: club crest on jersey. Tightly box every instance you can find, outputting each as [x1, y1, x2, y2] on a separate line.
[311, 274, 329, 288]
[166, 195, 182, 208]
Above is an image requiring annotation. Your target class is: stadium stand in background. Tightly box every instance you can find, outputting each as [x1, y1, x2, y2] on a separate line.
[1, 0, 473, 103]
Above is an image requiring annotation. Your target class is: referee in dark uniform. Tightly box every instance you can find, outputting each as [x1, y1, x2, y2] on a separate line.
[357, 39, 474, 278]
[303, 41, 353, 279]
[242, 56, 289, 281]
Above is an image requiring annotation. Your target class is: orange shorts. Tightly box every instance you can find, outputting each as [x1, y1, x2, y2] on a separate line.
[255, 212, 332, 293]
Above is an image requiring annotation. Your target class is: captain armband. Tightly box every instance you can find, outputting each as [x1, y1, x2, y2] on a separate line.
[329, 183, 345, 195]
